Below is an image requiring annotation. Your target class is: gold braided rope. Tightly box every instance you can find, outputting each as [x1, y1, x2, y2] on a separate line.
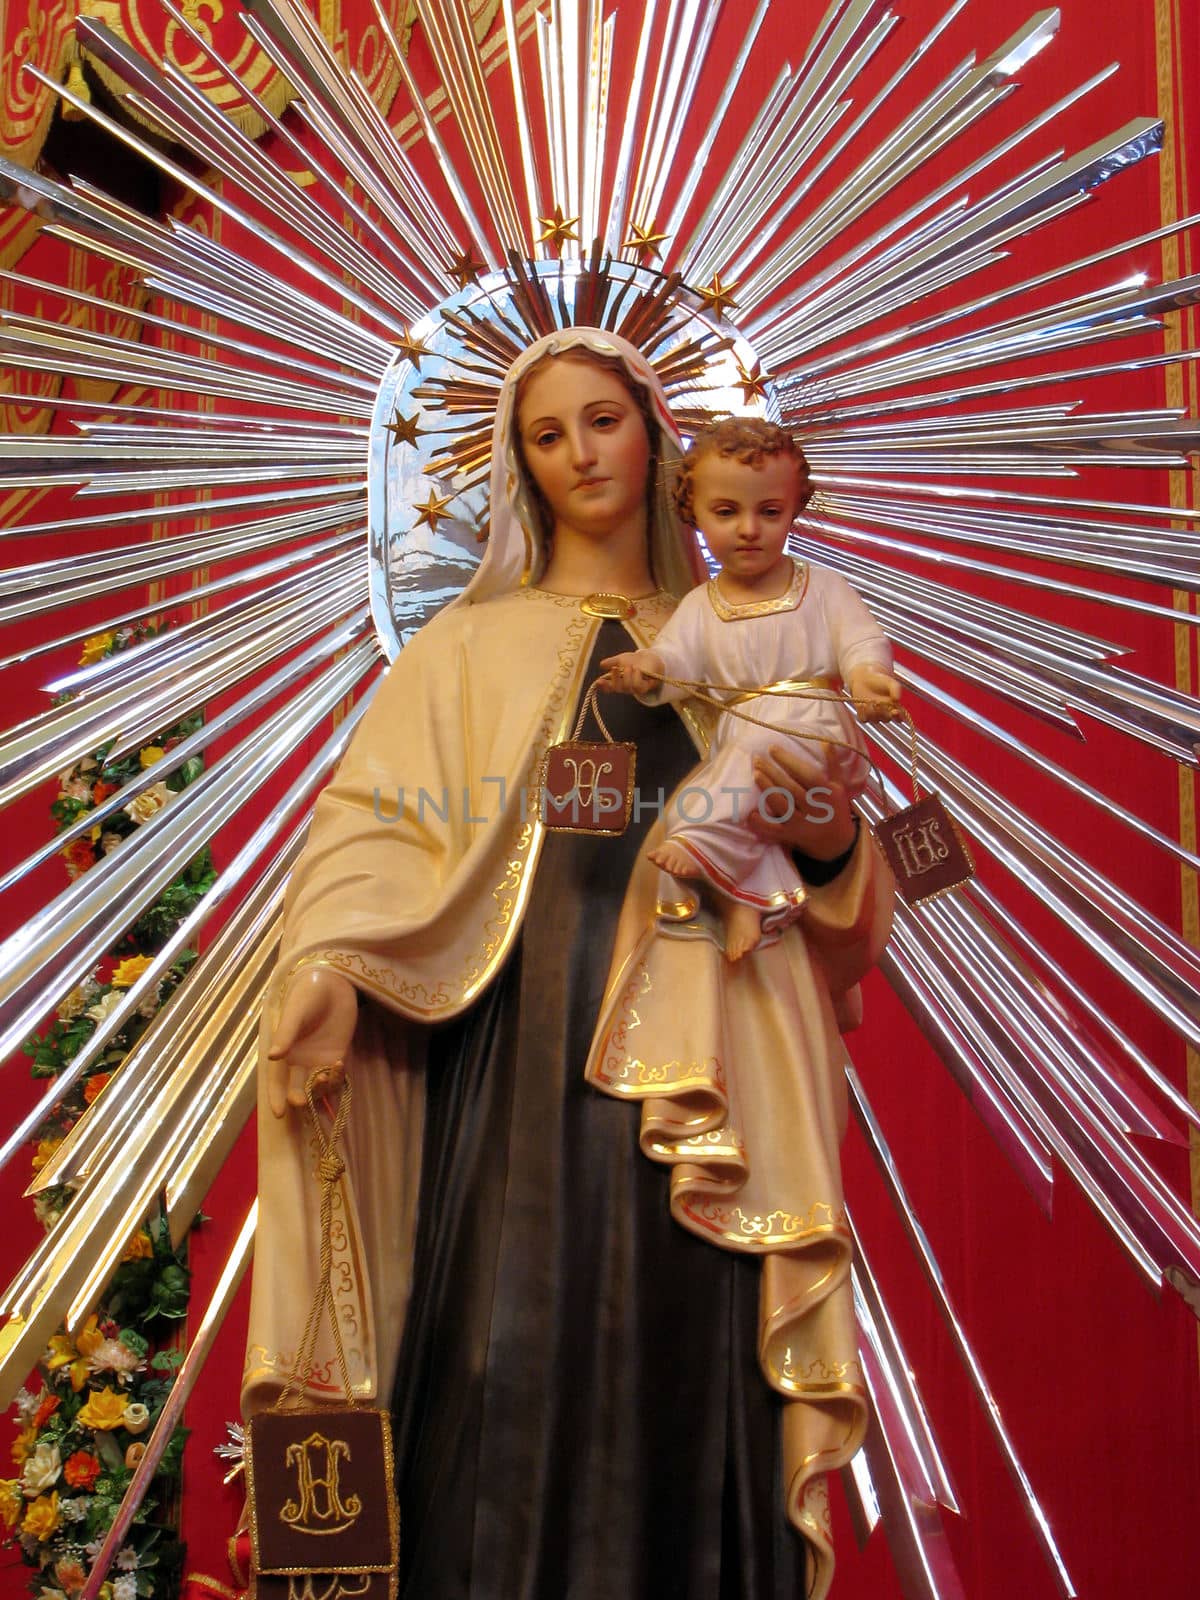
[274, 1073, 356, 1412]
[601, 671, 925, 815]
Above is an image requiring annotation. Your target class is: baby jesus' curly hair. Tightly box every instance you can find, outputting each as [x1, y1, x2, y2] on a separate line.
[673, 417, 814, 527]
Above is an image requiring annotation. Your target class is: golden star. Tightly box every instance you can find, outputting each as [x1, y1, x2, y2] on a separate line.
[537, 204, 580, 252]
[396, 328, 430, 368]
[412, 487, 455, 532]
[695, 273, 740, 318]
[736, 361, 768, 403]
[445, 246, 486, 289]
[385, 410, 423, 448]
[623, 220, 668, 263]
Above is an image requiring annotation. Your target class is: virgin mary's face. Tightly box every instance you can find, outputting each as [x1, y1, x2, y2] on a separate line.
[516, 354, 652, 541]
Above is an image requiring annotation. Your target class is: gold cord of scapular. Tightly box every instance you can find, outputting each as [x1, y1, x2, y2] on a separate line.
[274, 1073, 356, 1411]
[599, 671, 923, 815]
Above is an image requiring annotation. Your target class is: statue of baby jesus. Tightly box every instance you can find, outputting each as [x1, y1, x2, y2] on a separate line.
[603, 418, 901, 960]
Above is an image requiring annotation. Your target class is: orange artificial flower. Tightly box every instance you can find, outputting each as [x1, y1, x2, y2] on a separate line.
[76, 1386, 128, 1431]
[61, 839, 95, 880]
[55, 1555, 88, 1595]
[62, 1449, 101, 1491]
[83, 1073, 112, 1106]
[32, 1392, 60, 1430]
[91, 780, 117, 804]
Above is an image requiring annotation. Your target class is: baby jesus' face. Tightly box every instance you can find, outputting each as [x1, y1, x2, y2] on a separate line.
[691, 452, 802, 592]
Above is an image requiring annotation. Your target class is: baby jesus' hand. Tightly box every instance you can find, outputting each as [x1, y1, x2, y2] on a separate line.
[847, 663, 902, 722]
[600, 648, 664, 697]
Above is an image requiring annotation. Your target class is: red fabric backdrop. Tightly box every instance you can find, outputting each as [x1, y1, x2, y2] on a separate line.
[1, 2, 1199, 1597]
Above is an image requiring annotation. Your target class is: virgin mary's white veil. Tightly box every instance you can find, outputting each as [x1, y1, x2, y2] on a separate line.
[456, 326, 708, 609]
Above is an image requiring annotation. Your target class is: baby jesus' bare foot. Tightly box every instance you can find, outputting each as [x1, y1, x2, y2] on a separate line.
[648, 840, 702, 878]
[723, 899, 762, 962]
[649, 841, 763, 960]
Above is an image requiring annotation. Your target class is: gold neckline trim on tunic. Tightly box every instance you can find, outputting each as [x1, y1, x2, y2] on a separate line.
[708, 557, 808, 621]
[525, 587, 671, 618]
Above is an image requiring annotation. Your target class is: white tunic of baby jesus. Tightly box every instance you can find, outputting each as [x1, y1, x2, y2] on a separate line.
[644, 557, 892, 931]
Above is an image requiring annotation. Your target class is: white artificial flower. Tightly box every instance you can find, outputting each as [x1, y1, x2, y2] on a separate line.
[136, 988, 161, 1021]
[124, 782, 171, 825]
[57, 1497, 87, 1523]
[113, 1575, 137, 1600]
[99, 832, 124, 855]
[21, 1440, 61, 1494]
[121, 1402, 150, 1433]
[58, 777, 91, 802]
[85, 992, 124, 1026]
[87, 1339, 144, 1382]
[57, 986, 90, 1022]
[33, 1193, 67, 1230]
[13, 1387, 37, 1422]
[35, 1587, 67, 1600]
[115, 1546, 139, 1571]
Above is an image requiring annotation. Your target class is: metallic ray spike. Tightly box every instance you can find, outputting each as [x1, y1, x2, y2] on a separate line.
[848, 1075, 1078, 1596]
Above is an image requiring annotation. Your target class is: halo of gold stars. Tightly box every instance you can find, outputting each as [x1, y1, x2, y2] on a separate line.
[412, 486, 456, 531]
[695, 273, 740, 318]
[385, 410, 423, 447]
[445, 246, 487, 290]
[736, 361, 768, 403]
[396, 328, 430, 368]
[537, 204, 580, 252]
[623, 220, 669, 264]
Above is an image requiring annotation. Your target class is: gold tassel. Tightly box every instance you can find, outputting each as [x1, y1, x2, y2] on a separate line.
[62, 48, 91, 121]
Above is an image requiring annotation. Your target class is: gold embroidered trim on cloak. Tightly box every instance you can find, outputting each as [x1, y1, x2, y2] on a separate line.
[283, 604, 598, 1021]
[460, 606, 596, 997]
[707, 556, 809, 620]
[679, 1197, 849, 1247]
[590, 955, 729, 1102]
[286, 953, 451, 1017]
[780, 1354, 867, 1396]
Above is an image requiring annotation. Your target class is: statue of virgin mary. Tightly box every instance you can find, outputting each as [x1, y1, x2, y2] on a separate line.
[243, 326, 894, 1599]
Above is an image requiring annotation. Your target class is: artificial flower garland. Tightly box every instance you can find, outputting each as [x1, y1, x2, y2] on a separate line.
[2, 624, 214, 1599]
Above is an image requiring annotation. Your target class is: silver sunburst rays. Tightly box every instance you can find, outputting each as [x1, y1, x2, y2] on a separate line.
[0, 0, 1198, 1595]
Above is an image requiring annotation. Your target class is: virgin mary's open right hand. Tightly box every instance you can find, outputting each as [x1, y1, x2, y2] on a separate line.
[266, 966, 358, 1117]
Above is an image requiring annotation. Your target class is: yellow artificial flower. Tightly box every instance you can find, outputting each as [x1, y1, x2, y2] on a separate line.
[138, 746, 165, 767]
[10, 1426, 35, 1467]
[79, 632, 115, 666]
[121, 1229, 153, 1262]
[21, 1491, 60, 1542]
[110, 955, 153, 989]
[76, 1385, 128, 1431]
[45, 1314, 101, 1393]
[31, 1137, 62, 1174]
[75, 1314, 104, 1362]
[0, 1477, 22, 1530]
